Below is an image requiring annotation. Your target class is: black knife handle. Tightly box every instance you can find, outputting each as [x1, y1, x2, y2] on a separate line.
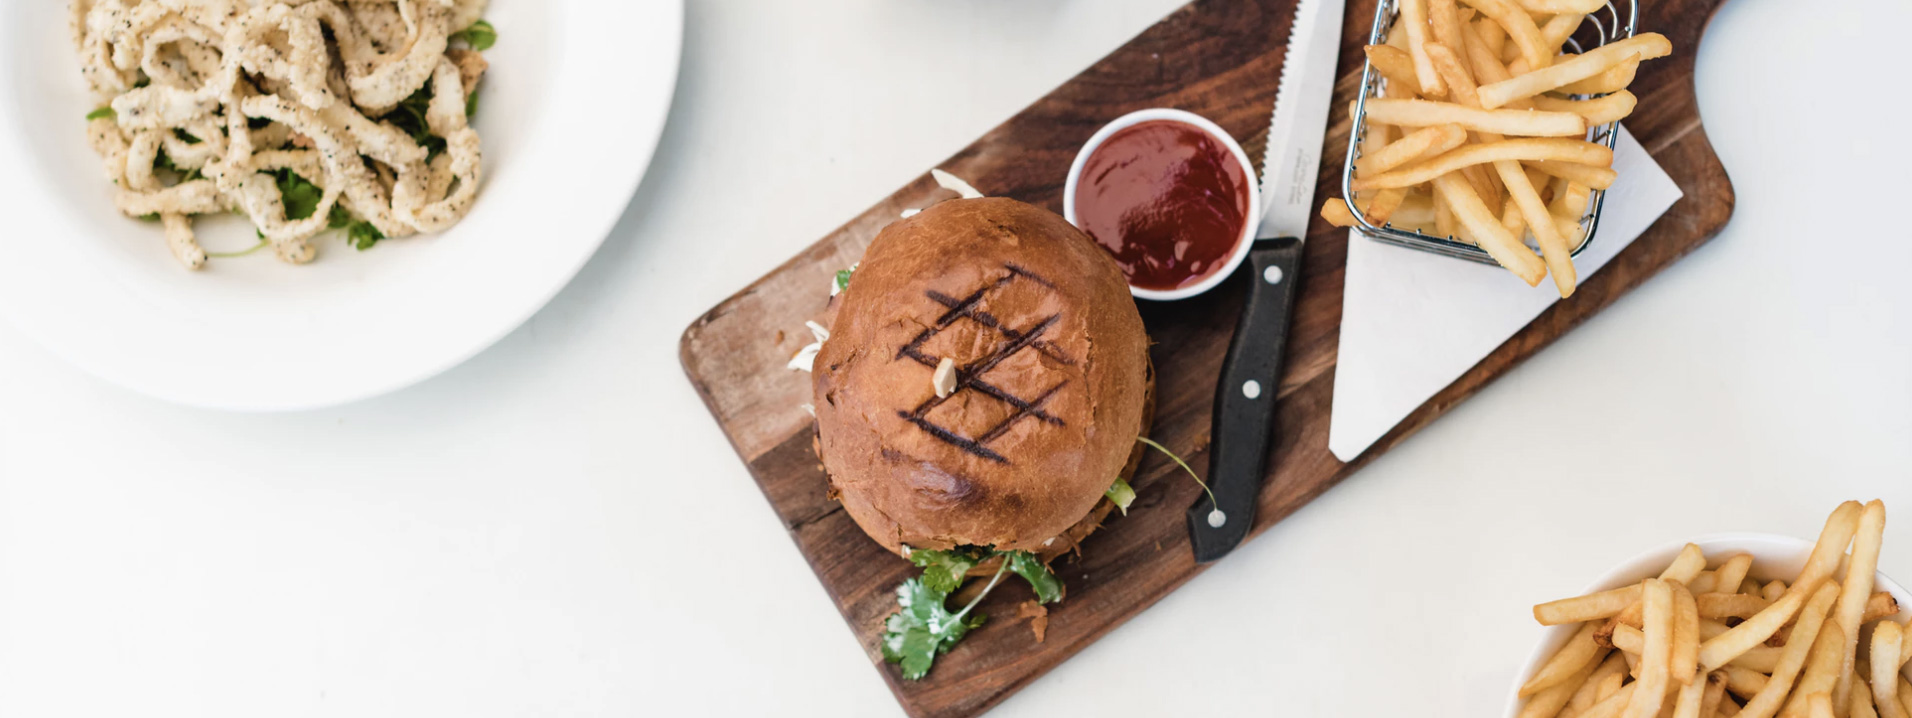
[1188, 238, 1305, 563]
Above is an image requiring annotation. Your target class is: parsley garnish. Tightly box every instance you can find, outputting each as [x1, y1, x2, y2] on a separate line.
[380, 84, 447, 161]
[881, 546, 1063, 679]
[154, 150, 204, 184]
[85, 107, 115, 121]
[450, 20, 497, 51]
[346, 221, 385, 251]
[270, 168, 324, 221]
[466, 89, 480, 118]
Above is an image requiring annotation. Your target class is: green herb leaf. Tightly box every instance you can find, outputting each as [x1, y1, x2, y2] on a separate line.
[833, 267, 856, 295]
[1105, 477, 1135, 516]
[272, 168, 323, 221]
[173, 128, 200, 144]
[465, 89, 480, 118]
[86, 107, 115, 121]
[346, 221, 385, 251]
[450, 20, 497, 51]
[380, 83, 448, 161]
[1002, 551, 1062, 604]
[138, 213, 160, 222]
[908, 547, 988, 594]
[879, 578, 986, 681]
[154, 149, 204, 184]
[327, 203, 353, 230]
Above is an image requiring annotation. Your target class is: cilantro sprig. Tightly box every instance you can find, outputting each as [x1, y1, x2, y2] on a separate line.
[881, 546, 1062, 680]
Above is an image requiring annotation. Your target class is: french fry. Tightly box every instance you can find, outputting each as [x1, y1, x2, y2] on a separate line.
[1539, 12, 1583, 49]
[1674, 582, 1702, 684]
[1721, 665, 1770, 700]
[1399, 0, 1447, 96]
[1700, 672, 1729, 718]
[1569, 654, 1633, 717]
[1322, 198, 1359, 227]
[1763, 581, 1789, 603]
[1558, 56, 1641, 95]
[1628, 579, 1675, 718]
[1700, 587, 1811, 671]
[1794, 502, 1866, 600]
[1580, 683, 1640, 718]
[1358, 123, 1471, 175]
[1834, 501, 1888, 711]
[1500, 197, 1527, 245]
[1612, 624, 1783, 674]
[1664, 544, 1709, 584]
[1364, 44, 1421, 90]
[1352, 139, 1611, 190]
[1477, 33, 1672, 108]
[1552, 181, 1592, 219]
[1873, 621, 1907, 718]
[1475, 15, 1507, 59]
[1432, 172, 1546, 284]
[1810, 694, 1838, 718]
[1855, 677, 1881, 718]
[1698, 594, 1772, 621]
[1866, 592, 1901, 623]
[1783, 623, 1848, 718]
[1456, 0, 1555, 71]
[1430, 0, 1468, 75]
[1362, 98, 1587, 137]
[1433, 180, 1458, 237]
[1676, 672, 1714, 718]
[1525, 622, 1608, 696]
[1525, 160, 1618, 190]
[1737, 583, 1838, 718]
[1367, 188, 1409, 224]
[1521, 644, 1612, 718]
[1712, 556, 1754, 598]
[1511, 0, 1607, 12]
[1534, 91, 1640, 125]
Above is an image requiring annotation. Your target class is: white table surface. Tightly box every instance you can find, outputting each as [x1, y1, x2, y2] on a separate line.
[3, 1, 1909, 716]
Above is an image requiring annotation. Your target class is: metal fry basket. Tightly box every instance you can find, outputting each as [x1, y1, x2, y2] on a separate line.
[1341, 0, 1639, 264]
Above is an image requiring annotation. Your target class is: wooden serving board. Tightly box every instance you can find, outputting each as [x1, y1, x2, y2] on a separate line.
[679, 0, 1734, 714]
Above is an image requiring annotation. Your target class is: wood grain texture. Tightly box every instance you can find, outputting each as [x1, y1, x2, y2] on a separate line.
[679, 0, 1734, 715]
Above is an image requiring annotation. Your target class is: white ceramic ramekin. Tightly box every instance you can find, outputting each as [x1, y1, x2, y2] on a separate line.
[1062, 108, 1260, 302]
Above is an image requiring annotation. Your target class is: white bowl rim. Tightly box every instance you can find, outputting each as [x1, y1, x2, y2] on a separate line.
[1502, 532, 1912, 717]
[1061, 108, 1260, 302]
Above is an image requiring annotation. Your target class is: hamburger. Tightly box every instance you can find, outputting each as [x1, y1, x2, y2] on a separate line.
[809, 196, 1153, 678]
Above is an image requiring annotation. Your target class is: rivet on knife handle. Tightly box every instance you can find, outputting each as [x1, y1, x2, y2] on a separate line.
[1188, 240, 1304, 563]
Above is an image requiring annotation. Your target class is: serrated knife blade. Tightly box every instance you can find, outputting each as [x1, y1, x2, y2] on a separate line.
[1258, 0, 1346, 241]
[1187, 0, 1345, 563]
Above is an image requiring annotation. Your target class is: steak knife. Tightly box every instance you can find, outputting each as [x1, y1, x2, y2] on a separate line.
[1187, 0, 1345, 563]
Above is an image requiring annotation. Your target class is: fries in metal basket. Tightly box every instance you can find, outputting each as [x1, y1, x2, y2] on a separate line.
[1325, 0, 1673, 297]
[1516, 501, 1905, 718]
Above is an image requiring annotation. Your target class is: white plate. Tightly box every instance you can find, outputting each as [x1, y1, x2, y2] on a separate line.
[0, 1, 682, 410]
[1503, 533, 1912, 717]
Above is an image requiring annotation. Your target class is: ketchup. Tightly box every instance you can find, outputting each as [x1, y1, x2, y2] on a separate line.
[1074, 120, 1251, 292]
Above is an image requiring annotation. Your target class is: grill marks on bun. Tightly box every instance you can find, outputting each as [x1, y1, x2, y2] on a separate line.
[812, 198, 1151, 555]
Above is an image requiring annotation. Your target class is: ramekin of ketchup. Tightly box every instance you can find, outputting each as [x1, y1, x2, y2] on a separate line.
[1063, 109, 1260, 301]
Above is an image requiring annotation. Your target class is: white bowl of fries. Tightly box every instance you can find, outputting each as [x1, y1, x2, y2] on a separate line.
[1508, 502, 1912, 718]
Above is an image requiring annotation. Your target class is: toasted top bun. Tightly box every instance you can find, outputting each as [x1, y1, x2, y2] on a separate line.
[812, 197, 1151, 554]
